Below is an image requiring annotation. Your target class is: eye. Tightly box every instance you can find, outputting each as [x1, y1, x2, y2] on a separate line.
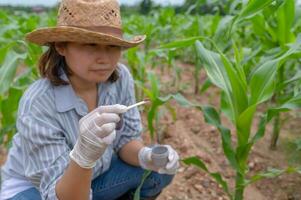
[85, 43, 97, 47]
[108, 45, 120, 49]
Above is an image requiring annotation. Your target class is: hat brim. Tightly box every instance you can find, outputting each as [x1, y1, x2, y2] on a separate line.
[25, 26, 146, 49]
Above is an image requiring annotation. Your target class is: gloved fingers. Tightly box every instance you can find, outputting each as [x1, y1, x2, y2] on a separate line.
[97, 122, 116, 137]
[158, 167, 177, 175]
[101, 130, 116, 144]
[138, 146, 152, 168]
[145, 147, 152, 162]
[97, 104, 128, 114]
[165, 145, 176, 161]
[166, 155, 179, 170]
[165, 145, 180, 170]
[116, 114, 124, 131]
[79, 110, 96, 125]
[166, 150, 179, 169]
[94, 113, 120, 127]
[139, 147, 152, 161]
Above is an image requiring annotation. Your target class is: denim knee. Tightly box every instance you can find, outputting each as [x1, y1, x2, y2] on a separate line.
[140, 172, 174, 198]
[9, 187, 42, 200]
[155, 173, 174, 189]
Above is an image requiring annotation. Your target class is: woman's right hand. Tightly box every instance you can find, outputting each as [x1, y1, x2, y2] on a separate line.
[70, 104, 127, 169]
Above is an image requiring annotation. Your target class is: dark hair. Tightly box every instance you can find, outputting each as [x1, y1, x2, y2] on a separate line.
[38, 43, 119, 86]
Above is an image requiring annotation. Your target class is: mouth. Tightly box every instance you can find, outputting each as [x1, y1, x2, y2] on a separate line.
[90, 69, 112, 76]
[90, 69, 112, 72]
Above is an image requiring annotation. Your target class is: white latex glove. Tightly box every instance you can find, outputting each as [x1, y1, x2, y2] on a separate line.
[138, 145, 180, 175]
[70, 104, 127, 168]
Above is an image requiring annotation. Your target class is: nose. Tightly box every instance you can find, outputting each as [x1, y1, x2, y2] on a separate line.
[95, 46, 110, 63]
[96, 57, 109, 64]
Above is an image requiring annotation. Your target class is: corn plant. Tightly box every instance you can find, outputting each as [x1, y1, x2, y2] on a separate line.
[0, 48, 26, 146]
[193, 35, 301, 199]
[136, 72, 187, 143]
[124, 47, 148, 101]
[231, 0, 301, 149]
[0, 10, 43, 147]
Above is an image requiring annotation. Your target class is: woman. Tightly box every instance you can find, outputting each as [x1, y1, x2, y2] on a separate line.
[0, 0, 180, 199]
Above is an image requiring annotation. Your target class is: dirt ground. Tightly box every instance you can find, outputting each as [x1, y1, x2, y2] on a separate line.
[144, 62, 301, 200]
[1, 62, 301, 200]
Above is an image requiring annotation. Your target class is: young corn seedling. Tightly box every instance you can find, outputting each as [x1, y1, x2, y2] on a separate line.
[133, 73, 192, 200]
[136, 71, 193, 143]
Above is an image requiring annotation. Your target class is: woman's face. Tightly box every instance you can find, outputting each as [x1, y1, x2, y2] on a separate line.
[56, 42, 121, 83]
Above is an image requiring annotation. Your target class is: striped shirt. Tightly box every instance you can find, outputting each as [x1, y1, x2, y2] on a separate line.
[0, 63, 142, 200]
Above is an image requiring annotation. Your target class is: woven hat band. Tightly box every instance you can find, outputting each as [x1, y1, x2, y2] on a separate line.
[73, 26, 123, 38]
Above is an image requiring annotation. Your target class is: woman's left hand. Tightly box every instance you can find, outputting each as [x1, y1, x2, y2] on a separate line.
[138, 145, 180, 175]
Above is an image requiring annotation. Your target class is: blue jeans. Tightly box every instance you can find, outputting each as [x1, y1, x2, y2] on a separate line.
[9, 155, 174, 200]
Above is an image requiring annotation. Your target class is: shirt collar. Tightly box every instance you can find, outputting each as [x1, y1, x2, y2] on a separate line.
[53, 68, 112, 116]
[53, 69, 78, 113]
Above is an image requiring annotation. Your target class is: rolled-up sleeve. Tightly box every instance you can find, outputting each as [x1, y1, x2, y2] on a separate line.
[113, 66, 143, 152]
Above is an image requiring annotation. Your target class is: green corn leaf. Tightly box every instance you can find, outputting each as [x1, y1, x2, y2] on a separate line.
[134, 170, 152, 200]
[0, 96, 2, 114]
[249, 34, 301, 105]
[12, 68, 34, 90]
[158, 36, 206, 49]
[183, 156, 208, 171]
[236, 143, 253, 172]
[267, 94, 301, 121]
[202, 105, 221, 127]
[1, 87, 23, 145]
[251, 114, 268, 144]
[210, 172, 231, 197]
[200, 79, 212, 94]
[276, 0, 295, 46]
[276, 71, 301, 91]
[0, 51, 26, 95]
[147, 105, 157, 140]
[221, 91, 234, 121]
[245, 166, 301, 186]
[0, 42, 16, 64]
[252, 94, 301, 144]
[236, 105, 257, 146]
[195, 40, 248, 122]
[244, 168, 285, 185]
[250, 14, 267, 38]
[135, 80, 154, 101]
[201, 106, 238, 171]
[148, 73, 160, 98]
[249, 59, 278, 105]
[195, 41, 231, 94]
[220, 53, 248, 117]
[183, 156, 232, 198]
[169, 93, 196, 108]
[236, 0, 274, 23]
[1, 87, 23, 126]
[165, 102, 177, 121]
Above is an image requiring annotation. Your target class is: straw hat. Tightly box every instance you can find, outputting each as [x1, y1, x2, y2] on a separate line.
[26, 0, 146, 48]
